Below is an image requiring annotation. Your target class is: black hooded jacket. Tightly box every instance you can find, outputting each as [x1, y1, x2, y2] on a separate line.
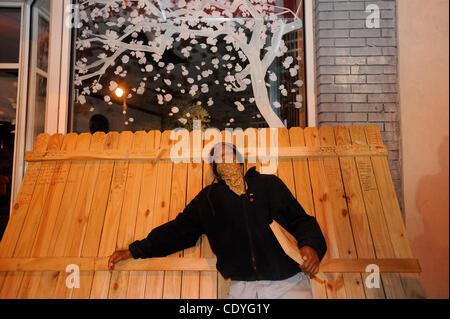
[128, 166, 327, 281]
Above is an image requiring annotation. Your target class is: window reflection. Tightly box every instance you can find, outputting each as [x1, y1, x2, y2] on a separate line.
[25, 0, 50, 153]
[0, 69, 19, 241]
[0, 2, 21, 241]
[0, 8, 21, 64]
[70, 0, 307, 132]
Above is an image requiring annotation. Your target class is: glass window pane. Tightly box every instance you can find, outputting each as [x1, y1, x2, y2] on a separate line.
[0, 69, 18, 239]
[37, 14, 50, 72]
[0, 8, 21, 64]
[25, 0, 50, 154]
[69, 0, 307, 132]
[34, 74, 47, 133]
[0, 70, 17, 123]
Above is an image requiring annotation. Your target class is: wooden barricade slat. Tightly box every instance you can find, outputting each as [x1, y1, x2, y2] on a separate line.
[276, 128, 322, 292]
[303, 127, 346, 298]
[180, 130, 204, 298]
[318, 126, 366, 299]
[90, 131, 134, 298]
[143, 131, 173, 298]
[275, 128, 296, 198]
[23, 133, 89, 299]
[334, 126, 386, 299]
[0, 125, 424, 299]
[0, 134, 64, 299]
[349, 125, 406, 298]
[289, 127, 327, 299]
[199, 131, 218, 299]
[71, 132, 120, 298]
[364, 126, 426, 298]
[125, 130, 161, 299]
[108, 131, 147, 299]
[0, 257, 421, 273]
[54, 132, 106, 298]
[161, 132, 187, 299]
[0, 134, 50, 294]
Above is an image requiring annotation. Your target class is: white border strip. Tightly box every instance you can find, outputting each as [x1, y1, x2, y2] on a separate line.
[57, 0, 72, 134]
[6, 1, 31, 210]
[45, 0, 63, 134]
[304, 0, 317, 127]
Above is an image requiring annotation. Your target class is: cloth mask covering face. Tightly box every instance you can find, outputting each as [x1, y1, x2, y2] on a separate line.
[215, 162, 246, 196]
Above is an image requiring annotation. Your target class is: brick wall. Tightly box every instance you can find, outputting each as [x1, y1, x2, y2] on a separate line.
[314, 0, 404, 213]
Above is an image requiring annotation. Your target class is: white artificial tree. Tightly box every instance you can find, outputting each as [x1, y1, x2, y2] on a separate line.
[75, 0, 303, 128]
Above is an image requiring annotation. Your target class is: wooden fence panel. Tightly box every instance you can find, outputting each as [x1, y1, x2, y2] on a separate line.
[0, 126, 424, 299]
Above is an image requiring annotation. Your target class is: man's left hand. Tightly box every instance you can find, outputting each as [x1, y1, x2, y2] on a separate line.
[299, 246, 320, 278]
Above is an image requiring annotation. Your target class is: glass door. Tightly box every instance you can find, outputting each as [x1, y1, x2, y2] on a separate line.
[0, 5, 22, 240]
[0, 0, 51, 241]
[25, 0, 50, 154]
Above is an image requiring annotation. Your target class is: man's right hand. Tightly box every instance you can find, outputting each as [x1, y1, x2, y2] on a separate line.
[299, 246, 320, 278]
[108, 249, 132, 272]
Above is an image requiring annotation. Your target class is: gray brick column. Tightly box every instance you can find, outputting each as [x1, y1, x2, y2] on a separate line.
[314, 0, 404, 214]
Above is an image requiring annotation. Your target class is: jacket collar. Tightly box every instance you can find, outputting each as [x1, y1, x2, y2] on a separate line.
[245, 166, 258, 179]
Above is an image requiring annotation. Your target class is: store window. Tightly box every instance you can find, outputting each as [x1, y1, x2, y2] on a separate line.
[0, 6, 22, 239]
[68, 0, 307, 133]
[0, 0, 50, 240]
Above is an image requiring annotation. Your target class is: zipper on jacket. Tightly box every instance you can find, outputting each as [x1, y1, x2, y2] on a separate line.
[242, 193, 257, 275]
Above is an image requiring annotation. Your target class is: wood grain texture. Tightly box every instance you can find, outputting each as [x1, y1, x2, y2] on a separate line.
[0, 126, 424, 299]
[334, 126, 385, 299]
[125, 130, 161, 299]
[319, 126, 366, 299]
[289, 127, 327, 299]
[364, 126, 426, 299]
[46, 133, 106, 299]
[349, 125, 406, 298]
[180, 129, 204, 299]
[24, 144, 388, 162]
[71, 132, 120, 299]
[0, 134, 50, 294]
[269, 220, 327, 281]
[0, 257, 420, 273]
[23, 133, 89, 299]
[304, 127, 346, 299]
[143, 131, 173, 299]
[108, 131, 147, 299]
[199, 131, 217, 299]
[0, 133, 63, 299]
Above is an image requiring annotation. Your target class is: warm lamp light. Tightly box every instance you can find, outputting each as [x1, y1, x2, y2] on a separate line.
[115, 87, 124, 98]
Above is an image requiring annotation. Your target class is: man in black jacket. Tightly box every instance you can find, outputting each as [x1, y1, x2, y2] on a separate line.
[108, 142, 327, 298]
